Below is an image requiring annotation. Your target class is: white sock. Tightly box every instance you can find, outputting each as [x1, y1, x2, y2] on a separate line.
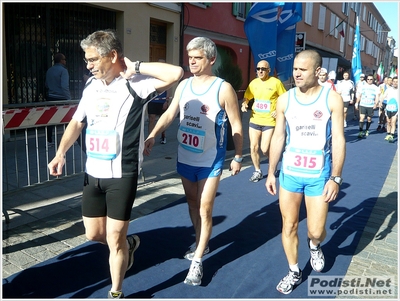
[289, 263, 299, 272]
[192, 257, 202, 264]
[309, 239, 319, 250]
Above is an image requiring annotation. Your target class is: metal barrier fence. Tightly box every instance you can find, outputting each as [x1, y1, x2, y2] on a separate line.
[2, 101, 85, 193]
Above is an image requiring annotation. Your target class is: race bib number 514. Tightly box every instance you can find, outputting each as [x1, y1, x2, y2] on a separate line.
[86, 129, 119, 160]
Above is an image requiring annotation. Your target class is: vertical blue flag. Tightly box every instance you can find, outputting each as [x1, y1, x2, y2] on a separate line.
[351, 16, 362, 85]
[244, 2, 302, 82]
[275, 2, 302, 81]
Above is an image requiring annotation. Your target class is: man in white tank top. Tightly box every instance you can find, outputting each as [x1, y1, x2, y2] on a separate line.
[144, 37, 243, 286]
[265, 49, 346, 294]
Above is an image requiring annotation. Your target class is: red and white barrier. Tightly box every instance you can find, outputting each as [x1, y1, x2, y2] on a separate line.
[2, 105, 78, 130]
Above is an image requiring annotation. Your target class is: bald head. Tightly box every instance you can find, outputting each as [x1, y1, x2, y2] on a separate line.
[256, 60, 271, 80]
[295, 50, 322, 71]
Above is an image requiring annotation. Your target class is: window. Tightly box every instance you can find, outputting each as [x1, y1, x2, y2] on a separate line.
[362, 6, 366, 22]
[191, 3, 212, 9]
[348, 27, 354, 46]
[329, 12, 336, 36]
[355, 3, 361, 16]
[305, 3, 313, 25]
[360, 35, 366, 52]
[318, 5, 326, 30]
[342, 3, 349, 16]
[232, 3, 251, 19]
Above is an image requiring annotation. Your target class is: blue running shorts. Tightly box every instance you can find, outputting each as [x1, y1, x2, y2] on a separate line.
[177, 162, 222, 182]
[279, 172, 329, 197]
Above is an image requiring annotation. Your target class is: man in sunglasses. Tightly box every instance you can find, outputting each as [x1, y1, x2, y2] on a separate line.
[241, 60, 286, 182]
[355, 74, 380, 138]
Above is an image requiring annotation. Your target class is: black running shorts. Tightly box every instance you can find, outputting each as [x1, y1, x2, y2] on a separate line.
[82, 173, 138, 221]
[148, 102, 165, 116]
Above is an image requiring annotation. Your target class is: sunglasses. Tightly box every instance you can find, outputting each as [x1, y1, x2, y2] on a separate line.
[256, 67, 269, 72]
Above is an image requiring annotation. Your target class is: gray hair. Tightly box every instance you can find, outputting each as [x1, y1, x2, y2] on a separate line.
[80, 30, 123, 58]
[186, 37, 217, 60]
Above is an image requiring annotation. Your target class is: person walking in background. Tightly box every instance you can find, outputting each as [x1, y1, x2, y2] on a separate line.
[48, 30, 183, 299]
[147, 59, 170, 144]
[327, 70, 337, 91]
[377, 76, 392, 132]
[381, 76, 398, 142]
[318, 68, 335, 90]
[336, 70, 354, 128]
[265, 49, 345, 295]
[353, 73, 366, 121]
[144, 37, 243, 286]
[45, 53, 71, 147]
[241, 60, 286, 182]
[355, 74, 380, 138]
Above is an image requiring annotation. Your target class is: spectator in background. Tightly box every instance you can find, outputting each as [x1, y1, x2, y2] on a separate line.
[45, 53, 71, 147]
[318, 68, 335, 91]
[381, 76, 398, 142]
[353, 73, 366, 120]
[327, 70, 337, 91]
[336, 71, 354, 128]
[355, 74, 380, 138]
[377, 76, 392, 131]
[241, 60, 286, 182]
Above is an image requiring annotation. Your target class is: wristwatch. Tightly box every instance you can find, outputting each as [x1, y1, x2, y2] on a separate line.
[329, 176, 343, 186]
[135, 61, 143, 74]
[233, 156, 243, 163]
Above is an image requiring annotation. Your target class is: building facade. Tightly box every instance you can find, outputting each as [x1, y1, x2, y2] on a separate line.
[2, 2, 182, 104]
[296, 3, 391, 81]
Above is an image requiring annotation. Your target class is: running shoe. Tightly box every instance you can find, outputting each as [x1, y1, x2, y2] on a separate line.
[249, 170, 263, 182]
[385, 134, 390, 140]
[127, 234, 140, 271]
[377, 125, 382, 131]
[160, 137, 167, 144]
[184, 261, 203, 286]
[308, 238, 325, 272]
[387, 135, 394, 142]
[344, 121, 347, 128]
[108, 291, 124, 299]
[184, 245, 210, 260]
[276, 269, 302, 294]
[358, 131, 364, 138]
[364, 130, 369, 137]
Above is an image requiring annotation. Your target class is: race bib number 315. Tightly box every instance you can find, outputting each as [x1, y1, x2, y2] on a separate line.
[86, 129, 119, 160]
[284, 147, 324, 177]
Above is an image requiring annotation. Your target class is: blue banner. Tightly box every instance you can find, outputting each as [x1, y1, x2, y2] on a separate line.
[244, 2, 302, 82]
[351, 16, 362, 85]
[276, 3, 302, 81]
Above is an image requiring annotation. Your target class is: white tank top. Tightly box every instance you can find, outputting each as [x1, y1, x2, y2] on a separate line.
[177, 77, 227, 167]
[282, 87, 332, 178]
